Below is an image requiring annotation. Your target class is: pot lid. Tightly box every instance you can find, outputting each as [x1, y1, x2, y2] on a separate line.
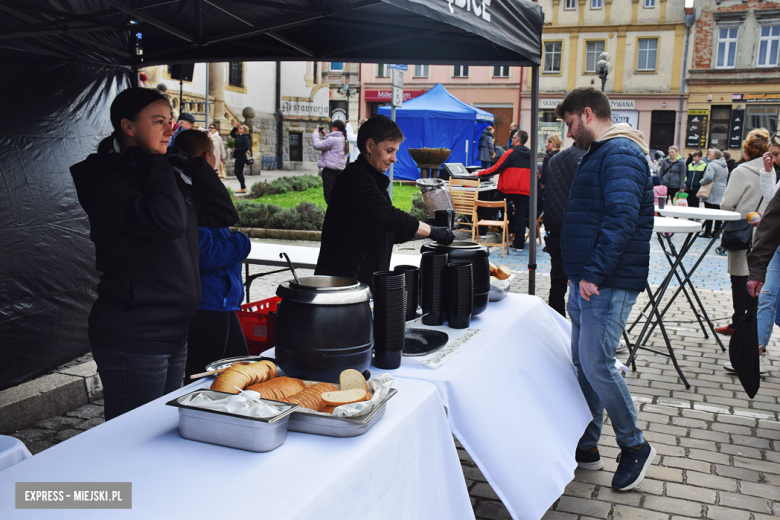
[276, 276, 372, 305]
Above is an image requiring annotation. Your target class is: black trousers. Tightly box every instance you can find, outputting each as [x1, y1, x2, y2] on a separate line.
[544, 232, 568, 317]
[184, 310, 248, 379]
[322, 168, 341, 204]
[503, 193, 529, 249]
[234, 158, 247, 189]
[667, 188, 679, 204]
[703, 201, 721, 235]
[730, 275, 749, 328]
[687, 188, 701, 208]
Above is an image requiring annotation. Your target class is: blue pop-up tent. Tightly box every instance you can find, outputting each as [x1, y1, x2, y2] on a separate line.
[378, 84, 495, 180]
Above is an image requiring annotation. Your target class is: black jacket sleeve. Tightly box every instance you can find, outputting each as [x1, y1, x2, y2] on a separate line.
[748, 188, 780, 283]
[180, 157, 239, 227]
[353, 175, 419, 237]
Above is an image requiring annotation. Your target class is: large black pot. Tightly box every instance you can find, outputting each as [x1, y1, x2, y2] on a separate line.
[420, 241, 490, 315]
[274, 276, 373, 383]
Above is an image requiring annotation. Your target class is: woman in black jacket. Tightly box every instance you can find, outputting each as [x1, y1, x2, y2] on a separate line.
[70, 88, 236, 420]
[315, 115, 454, 290]
[230, 123, 252, 193]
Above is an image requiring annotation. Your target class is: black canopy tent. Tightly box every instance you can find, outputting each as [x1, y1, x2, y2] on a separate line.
[0, 0, 543, 391]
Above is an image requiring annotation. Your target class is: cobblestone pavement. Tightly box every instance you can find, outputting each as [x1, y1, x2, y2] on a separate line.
[9, 235, 779, 520]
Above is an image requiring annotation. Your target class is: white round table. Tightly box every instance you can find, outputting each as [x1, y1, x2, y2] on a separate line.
[653, 216, 702, 234]
[655, 206, 742, 221]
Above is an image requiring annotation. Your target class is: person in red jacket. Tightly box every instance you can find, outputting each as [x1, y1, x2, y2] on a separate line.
[476, 130, 532, 251]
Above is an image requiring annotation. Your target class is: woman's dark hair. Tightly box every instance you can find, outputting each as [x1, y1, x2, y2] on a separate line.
[174, 129, 213, 158]
[555, 87, 611, 121]
[357, 115, 404, 155]
[332, 119, 348, 155]
[98, 88, 171, 154]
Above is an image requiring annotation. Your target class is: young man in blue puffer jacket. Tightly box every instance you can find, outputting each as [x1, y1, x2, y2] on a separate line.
[556, 88, 656, 492]
[173, 130, 252, 380]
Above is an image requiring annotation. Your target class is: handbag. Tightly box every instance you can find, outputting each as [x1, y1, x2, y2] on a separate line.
[721, 197, 763, 252]
[697, 165, 725, 201]
[246, 151, 255, 166]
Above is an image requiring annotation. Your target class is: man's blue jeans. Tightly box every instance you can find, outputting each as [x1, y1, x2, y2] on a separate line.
[92, 342, 187, 421]
[568, 282, 644, 450]
[758, 247, 780, 346]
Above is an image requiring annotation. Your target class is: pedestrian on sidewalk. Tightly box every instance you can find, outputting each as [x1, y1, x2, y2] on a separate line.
[312, 120, 348, 204]
[230, 123, 252, 193]
[719, 128, 771, 336]
[478, 126, 495, 170]
[540, 141, 586, 317]
[684, 150, 707, 207]
[70, 89, 236, 420]
[208, 123, 227, 180]
[699, 148, 729, 237]
[659, 146, 686, 203]
[557, 87, 656, 491]
[476, 131, 532, 251]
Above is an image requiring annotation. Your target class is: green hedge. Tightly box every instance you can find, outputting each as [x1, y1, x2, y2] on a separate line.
[235, 200, 325, 231]
[249, 174, 322, 198]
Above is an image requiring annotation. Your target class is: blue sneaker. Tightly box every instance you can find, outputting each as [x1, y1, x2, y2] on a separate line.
[612, 442, 657, 491]
[575, 447, 604, 470]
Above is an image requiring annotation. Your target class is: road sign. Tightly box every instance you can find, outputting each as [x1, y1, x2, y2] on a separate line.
[388, 64, 408, 71]
[392, 86, 403, 108]
[391, 68, 403, 88]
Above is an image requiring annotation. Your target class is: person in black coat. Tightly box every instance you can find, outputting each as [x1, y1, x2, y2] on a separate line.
[230, 122, 252, 193]
[70, 88, 237, 420]
[315, 115, 454, 290]
[541, 144, 586, 316]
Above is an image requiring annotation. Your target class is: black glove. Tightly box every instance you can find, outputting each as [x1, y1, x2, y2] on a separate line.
[428, 226, 455, 245]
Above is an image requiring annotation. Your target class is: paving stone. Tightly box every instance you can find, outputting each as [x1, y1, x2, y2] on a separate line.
[644, 464, 684, 483]
[718, 443, 762, 459]
[680, 409, 715, 421]
[665, 482, 717, 504]
[595, 486, 641, 507]
[710, 423, 753, 436]
[671, 417, 707, 429]
[647, 423, 688, 436]
[26, 438, 63, 455]
[612, 504, 669, 520]
[684, 471, 738, 492]
[642, 431, 678, 447]
[712, 464, 760, 482]
[462, 465, 488, 483]
[555, 496, 611, 518]
[54, 429, 81, 442]
[713, 414, 755, 427]
[470, 483, 500, 501]
[686, 448, 730, 465]
[732, 457, 780, 475]
[65, 403, 104, 419]
[561, 480, 596, 499]
[458, 448, 474, 464]
[717, 491, 772, 514]
[474, 500, 513, 520]
[661, 456, 711, 474]
[739, 481, 780, 500]
[705, 505, 751, 520]
[678, 437, 717, 451]
[10, 428, 55, 444]
[643, 496, 703, 517]
[33, 416, 83, 431]
[74, 417, 105, 431]
[755, 428, 780, 440]
[653, 442, 685, 457]
[689, 429, 730, 443]
[540, 511, 578, 520]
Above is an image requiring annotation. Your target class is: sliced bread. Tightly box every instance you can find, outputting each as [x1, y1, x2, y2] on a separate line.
[321, 388, 367, 406]
[339, 369, 368, 393]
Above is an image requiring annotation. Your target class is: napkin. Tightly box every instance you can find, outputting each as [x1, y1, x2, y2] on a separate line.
[181, 389, 288, 418]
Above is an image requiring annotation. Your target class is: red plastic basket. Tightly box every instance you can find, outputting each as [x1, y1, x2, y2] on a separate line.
[237, 297, 280, 355]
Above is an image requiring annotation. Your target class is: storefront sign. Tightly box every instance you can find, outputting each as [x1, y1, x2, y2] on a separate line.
[732, 93, 780, 103]
[538, 121, 565, 154]
[728, 109, 745, 149]
[611, 110, 638, 128]
[610, 100, 635, 109]
[540, 99, 563, 108]
[364, 90, 426, 102]
[686, 109, 709, 149]
[281, 99, 328, 117]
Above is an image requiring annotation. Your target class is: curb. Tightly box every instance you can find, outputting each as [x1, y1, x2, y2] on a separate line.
[0, 356, 102, 435]
[231, 227, 322, 241]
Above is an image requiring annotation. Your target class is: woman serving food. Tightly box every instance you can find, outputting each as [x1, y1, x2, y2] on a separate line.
[315, 115, 454, 290]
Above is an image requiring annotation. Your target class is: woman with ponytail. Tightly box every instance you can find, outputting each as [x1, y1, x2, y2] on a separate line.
[70, 88, 236, 420]
[312, 120, 348, 204]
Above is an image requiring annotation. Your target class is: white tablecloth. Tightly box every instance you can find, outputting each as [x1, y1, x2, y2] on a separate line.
[0, 378, 473, 520]
[271, 293, 591, 520]
[244, 242, 422, 270]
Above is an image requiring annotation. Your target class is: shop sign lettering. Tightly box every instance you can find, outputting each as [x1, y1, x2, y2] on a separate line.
[733, 93, 780, 103]
[281, 100, 328, 117]
[447, 0, 492, 22]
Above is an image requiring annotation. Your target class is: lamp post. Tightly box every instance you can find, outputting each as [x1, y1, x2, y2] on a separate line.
[337, 79, 360, 122]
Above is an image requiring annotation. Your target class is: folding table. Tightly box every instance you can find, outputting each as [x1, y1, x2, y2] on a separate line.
[623, 217, 703, 389]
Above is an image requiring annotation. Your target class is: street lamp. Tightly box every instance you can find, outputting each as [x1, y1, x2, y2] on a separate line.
[337, 80, 360, 122]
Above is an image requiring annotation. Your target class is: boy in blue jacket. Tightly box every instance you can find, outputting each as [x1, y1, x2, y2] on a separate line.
[174, 130, 252, 380]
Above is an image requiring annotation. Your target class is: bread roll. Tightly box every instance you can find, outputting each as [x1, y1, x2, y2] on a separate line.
[495, 266, 511, 280]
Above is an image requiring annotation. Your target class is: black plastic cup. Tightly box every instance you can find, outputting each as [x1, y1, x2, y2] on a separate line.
[448, 313, 471, 329]
[420, 252, 448, 317]
[373, 271, 407, 353]
[445, 262, 473, 328]
[394, 265, 419, 321]
[374, 348, 402, 369]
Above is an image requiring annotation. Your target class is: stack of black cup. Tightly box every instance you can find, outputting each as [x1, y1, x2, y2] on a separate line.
[393, 265, 420, 321]
[420, 252, 448, 326]
[445, 261, 474, 329]
[372, 271, 407, 369]
[434, 209, 456, 230]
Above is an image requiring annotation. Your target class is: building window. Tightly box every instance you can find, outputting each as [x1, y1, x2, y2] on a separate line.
[414, 65, 429, 77]
[649, 111, 676, 151]
[377, 64, 389, 78]
[454, 65, 469, 77]
[757, 25, 780, 67]
[716, 27, 739, 69]
[564, 0, 576, 9]
[229, 62, 243, 87]
[585, 41, 605, 73]
[709, 106, 732, 150]
[591, 0, 602, 9]
[745, 105, 779, 137]
[644, 0, 655, 7]
[493, 66, 510, 77]
[637, 38, 658, 71]
[544, 42, 563, 73]
[289, 132, 302, 162]
[330, 62, 344, 70]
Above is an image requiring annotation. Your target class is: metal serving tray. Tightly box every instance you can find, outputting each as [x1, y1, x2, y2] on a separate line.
[287, 388, 397, 437]
[166, 389, 298, 452]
